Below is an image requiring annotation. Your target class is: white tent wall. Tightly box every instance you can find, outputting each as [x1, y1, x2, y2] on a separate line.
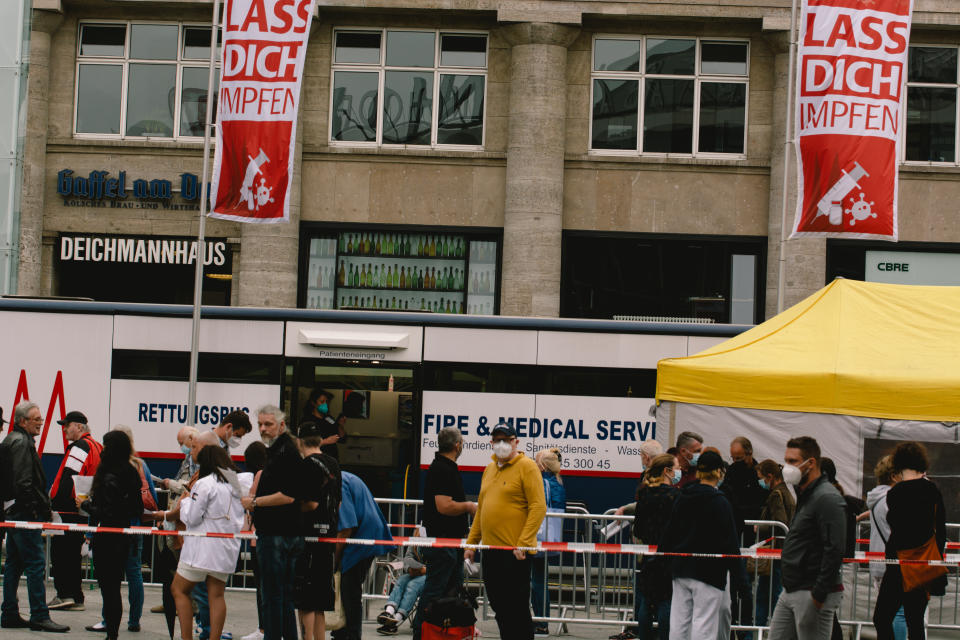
[658, 400, 960, 498]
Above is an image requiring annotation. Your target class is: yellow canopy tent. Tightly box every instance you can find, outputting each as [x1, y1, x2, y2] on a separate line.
[657, 278, 960, 422]
[655, 279, 960, 495]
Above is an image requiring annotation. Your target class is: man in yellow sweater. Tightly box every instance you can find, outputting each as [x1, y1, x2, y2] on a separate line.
[464, 423, 546, 640]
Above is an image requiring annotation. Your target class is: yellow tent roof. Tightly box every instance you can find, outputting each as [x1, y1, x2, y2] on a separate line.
[656, 279, 960, 422]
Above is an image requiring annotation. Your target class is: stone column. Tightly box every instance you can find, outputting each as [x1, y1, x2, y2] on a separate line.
[17, 8, 63, 296]
[499, 22, 579, 317]
[763, 29, 826, 319]
[237, 119, 303, 308]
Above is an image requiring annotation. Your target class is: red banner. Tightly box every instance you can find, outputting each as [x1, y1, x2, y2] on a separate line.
[209, 0, 316, 223]
[791, 0, 913, 240]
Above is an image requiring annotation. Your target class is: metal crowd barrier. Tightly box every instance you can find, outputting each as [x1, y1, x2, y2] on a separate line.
[22, 495, 960, 638]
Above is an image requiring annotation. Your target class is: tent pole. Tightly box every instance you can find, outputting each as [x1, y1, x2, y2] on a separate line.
[187, 0, 221, 427]
[776, 0, 799, 314]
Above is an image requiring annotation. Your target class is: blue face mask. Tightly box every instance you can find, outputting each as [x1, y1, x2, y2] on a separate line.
[690, 452, 700, 466]
[673, 468, 682, 483]
[180, 444, 191, 455]
[316, 402, 328, 414]
[758, 478, 769, 490]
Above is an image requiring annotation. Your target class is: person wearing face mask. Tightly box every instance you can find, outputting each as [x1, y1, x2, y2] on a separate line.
[302, 388, 347, 461]
[768, 437, 846, 640]
[410, 427, 477, 640]
[161, 427, 201, 495]
[752, 460, 795, 628]
[675, 431, 703, 488]
[212, 410, 253, 452]
[613, 440, 663, 520]
[464, 423, 546, 640]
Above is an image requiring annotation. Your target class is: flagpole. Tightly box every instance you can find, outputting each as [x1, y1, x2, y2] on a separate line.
[776, 0, 799, 314]
[187, 0, 221, 427]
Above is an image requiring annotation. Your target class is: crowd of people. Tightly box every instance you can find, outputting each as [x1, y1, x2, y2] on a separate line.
[0, 397, 951, 640]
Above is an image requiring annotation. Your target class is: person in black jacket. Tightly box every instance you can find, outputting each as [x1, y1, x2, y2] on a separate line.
[660, 450, 748, 639]
[873, 442, 946, 640]
[0, 401, 69, 632]
[78, 430, 144, 640]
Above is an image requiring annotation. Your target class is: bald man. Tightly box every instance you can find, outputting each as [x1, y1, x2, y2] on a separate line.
[160, 427, 201, 495]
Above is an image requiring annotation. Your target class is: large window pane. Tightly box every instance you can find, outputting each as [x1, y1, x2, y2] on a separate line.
[646, 38, 695, 75]
[594, 39, 640, 72]
[382, 71, 433, 144]
[909, 47, 958, 84]
[437, 74, 484, 145]
[701, 42, 748, 76]
[440, 34, 486, 68]
[335, 31, 381, 64]
[130, 24, 178, 60]
[79, 24, 126, 57]
[331, 71, 378, 142]
[125, 63, 175, 137]
[180, 67, 218, 137]
[76, 64, 122, 133]
[592, 78, 638, 150]
[905, 86, 956, 162]
[698, 82, 746, 153]
[643, 78, 693, 153]
[182, 27, 222, 61]
[386, 31, 435, 68]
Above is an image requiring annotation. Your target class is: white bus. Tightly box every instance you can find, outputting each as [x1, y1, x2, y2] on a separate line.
[0, 298, 747, 512]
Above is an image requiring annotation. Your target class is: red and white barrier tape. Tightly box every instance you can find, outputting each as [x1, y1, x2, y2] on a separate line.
[2, 520, 958, 566]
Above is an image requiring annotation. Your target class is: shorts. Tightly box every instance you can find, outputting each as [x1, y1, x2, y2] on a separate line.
[176, 562, 230, 584]
[294, 543, 335, 612]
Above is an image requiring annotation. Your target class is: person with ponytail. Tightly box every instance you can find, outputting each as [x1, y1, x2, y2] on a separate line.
[77, 430, 143, 640]
[753, 459, 796, 626]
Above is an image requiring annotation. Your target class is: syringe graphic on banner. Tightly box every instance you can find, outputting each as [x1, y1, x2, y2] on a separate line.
[237, 149, 274, 212]
[816, 161, 869, 225]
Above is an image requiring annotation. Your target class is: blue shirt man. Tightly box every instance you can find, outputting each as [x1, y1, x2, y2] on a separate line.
[334, 472, 392, 640]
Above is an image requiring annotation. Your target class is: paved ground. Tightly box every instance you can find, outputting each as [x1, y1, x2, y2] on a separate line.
[2, 583, 959, 640]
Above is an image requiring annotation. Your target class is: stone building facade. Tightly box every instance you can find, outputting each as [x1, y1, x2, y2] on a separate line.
[19, 0, 960, 321]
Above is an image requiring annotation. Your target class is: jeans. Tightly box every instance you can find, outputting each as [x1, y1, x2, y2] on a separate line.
[755, 564, 783, 627]
[125, 537, 144, 627]
[412, 548, 463, 640]
[530, 555, 549, 627]
[767, 590, 842, 640]
[333, 556, 374, 640]
[94, 533, 130, 638]
[873, 567, 928, 640]
[257, 535, 304, 640]
[51, 531, 86, 603]
[483, 550, 533, 640]
[387, 573, 426, 617]
[194, 582, 210, 639]
[1, 529, 50, 623]
[634, 591, 670, 640]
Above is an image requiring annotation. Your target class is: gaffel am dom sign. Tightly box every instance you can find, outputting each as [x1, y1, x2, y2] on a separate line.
[57, 169, 206, 211]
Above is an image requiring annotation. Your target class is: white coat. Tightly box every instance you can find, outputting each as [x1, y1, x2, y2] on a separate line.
[179, 472, 251, 575]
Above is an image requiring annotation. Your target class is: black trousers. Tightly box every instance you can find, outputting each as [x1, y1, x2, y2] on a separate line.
[873, 566, 929, 640]
[51, 531, 86, 602]
[482, 550, 533, 640]
[332, 556, 374, 640]
[93, 534, 130, 639]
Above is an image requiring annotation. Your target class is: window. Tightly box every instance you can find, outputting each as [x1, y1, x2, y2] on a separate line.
[591, 36, 748, 156]
[905, 46, 959, 163]
[330, 29, 488, 148]
[75, 22, 221, 139]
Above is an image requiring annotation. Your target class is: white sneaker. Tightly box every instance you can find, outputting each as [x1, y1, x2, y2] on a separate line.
[241, 630, 264, 640]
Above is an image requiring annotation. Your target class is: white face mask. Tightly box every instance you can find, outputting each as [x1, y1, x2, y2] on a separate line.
[492, 440, 513, 460]
[782, 462, 804, 486]
[227, 436, 242, 449]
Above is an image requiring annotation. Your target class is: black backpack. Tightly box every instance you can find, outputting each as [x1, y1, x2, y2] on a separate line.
[420, 587, 477, 629]
[304, 453, 341, 536]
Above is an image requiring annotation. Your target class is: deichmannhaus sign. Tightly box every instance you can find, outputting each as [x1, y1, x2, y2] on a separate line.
[57, 169, 205, 211]
[60, 235, 228, 266]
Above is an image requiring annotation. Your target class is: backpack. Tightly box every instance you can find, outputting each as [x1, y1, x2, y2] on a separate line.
[420, 587, 477, 640]
[305, 453, 341, 536]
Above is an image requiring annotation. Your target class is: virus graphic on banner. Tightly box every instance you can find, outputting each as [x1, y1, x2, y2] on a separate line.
[791, 0, 914, 241]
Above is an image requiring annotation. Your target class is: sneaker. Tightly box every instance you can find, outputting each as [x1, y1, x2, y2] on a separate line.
[534, 625, 550, 637]
[241, 631, 264, 640]
[85, 622, 107, 632]
[222, 633, 233, 640]
[151, 604, 165, 614]
[608, 631, 637, 640]
[46, 597, 75, 610]
[64, 602, 85, 612]
[376, 623, 399, 636]
[377, 610, 397, 625]
[128, 623, 141, 632]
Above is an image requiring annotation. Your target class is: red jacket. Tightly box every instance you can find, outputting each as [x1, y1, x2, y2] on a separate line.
[50, 433, 103, 513]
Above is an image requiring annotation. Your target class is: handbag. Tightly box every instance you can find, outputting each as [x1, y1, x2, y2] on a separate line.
[324, 572, 345, 631]
[897, 505, 948, 593]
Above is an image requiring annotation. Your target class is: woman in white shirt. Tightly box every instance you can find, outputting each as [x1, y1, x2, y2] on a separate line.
[170, 445, 249, 640]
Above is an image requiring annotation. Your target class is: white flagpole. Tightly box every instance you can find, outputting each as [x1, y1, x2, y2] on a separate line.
[776, 0, 799, 314]
[187, 0, 221, 427]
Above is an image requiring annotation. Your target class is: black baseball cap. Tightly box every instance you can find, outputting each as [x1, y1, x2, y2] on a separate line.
[298, 421, 324, 439]
[57, 411, 88, 426]
[696, 450, 725, 473]
[491, 422, 516, 438]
